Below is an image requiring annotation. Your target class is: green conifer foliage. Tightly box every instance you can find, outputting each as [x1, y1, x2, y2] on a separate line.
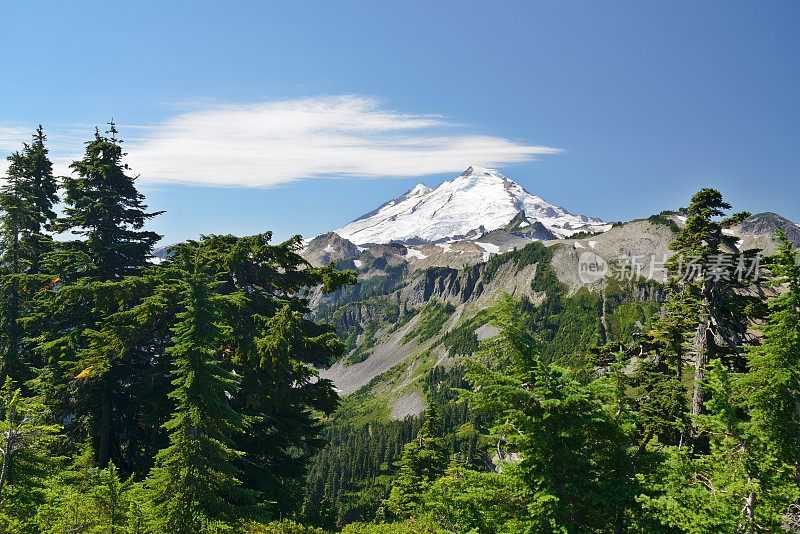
[0, 126, 58, 272]
[147, 266, 252, 532]
[742, 231, 800, 472]
[385, 403, 447, 518]
[0, 126, 59, 383]
[0, 377, 61, 532]
[666, 189, 752, 420]
[168, 233, 354, 517]
[639, 360, 798, 533]
[32, 123, 164, 469]
[464, 295, 629, 533]
[59, 122, 161, 280]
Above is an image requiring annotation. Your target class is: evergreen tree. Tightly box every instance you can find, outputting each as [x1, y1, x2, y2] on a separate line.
[34, 461, 143, 534]
[634, 226, 799, 531]
[631, 281, 697, 452]
[741, 231, 800, 474]
[27, 265, 173, 471]
[385, 403, 447, 518]
[305, 496, 337, 531]
[665, 189, 751, 421]
[89, 462, 130, 534]
[639, 360, 798, 532]
[0, 125, 59, 273]
[0, 126, 59, 383]
[147, 265, 252, 532]
[73, 270, 177, 474]
[464, 295, 629, 533]
[36, 123, 163, 468]
[0, 377, 61, 532]
[58, 121, 161, 280]
[420, 456, 532, 533]
[169, 233, 354, 517]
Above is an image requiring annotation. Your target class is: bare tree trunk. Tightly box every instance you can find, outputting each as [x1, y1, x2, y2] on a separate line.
[0, 405, 16, 499]
[690, 306, 714, 455]
[743, 480, 756, 534]
[691, 317, 710, 417]
[598, 287, 608, 345]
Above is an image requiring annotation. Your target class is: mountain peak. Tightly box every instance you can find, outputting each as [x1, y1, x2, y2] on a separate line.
[336, 167, 609, 245]
[408, 183, 432, 196]
[460, 165, 500, 178]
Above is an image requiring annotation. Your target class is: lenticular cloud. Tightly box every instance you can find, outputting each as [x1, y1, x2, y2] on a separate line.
[121, 96, 561, 187]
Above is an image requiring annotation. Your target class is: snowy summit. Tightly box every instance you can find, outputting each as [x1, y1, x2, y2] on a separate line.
[336, 166, 609, 245]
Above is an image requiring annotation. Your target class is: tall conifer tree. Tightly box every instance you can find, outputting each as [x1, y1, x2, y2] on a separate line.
[464, 295, 629, 533]
[170, 233, 353, 516]
[742, 232, 800, 474]
[59, 122, 161, 280]
[46, 123, 163, 467]
[0, 126, 58, 383]
[665, 189, 751, 420]
[147, 266, 252, 532]
[385, 403, 447, 518]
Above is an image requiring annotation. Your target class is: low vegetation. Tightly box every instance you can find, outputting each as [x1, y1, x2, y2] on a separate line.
[402, 301, 456, 344]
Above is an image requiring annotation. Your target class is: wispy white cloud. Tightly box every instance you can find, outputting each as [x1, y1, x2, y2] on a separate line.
[2, 96, 562, 187]
[124, 96, 561, 187]
[0, 124, 30, 177]
[0, 124, 82, 179]
[0, 124, 29, 149]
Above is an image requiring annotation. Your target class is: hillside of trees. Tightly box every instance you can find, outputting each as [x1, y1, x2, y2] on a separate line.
[1, 125, 800, 533]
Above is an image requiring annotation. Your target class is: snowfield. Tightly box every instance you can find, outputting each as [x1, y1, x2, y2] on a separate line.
[404, 248, 428, 260]
[336, 166, 609, 245]
[476, 241, 500, 262]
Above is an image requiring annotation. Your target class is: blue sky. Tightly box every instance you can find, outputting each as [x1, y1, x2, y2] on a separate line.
[1, 1, 798, 244]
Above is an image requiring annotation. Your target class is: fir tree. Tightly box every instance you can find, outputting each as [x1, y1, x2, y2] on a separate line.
[73, 270, 177, 473]
[665, 188, 751, 421]
[0, 377, 61, 532]
[59, 122, 161, 280]
[28, 269, 172, 470]
[631, 280, 697, 453]
[0, 126, 58, 383]
[741, 231, 800, 473]
[639, 360, 798, 532]
[385, 403, 447, 518]
[34, 461, 142, 534]
[421, 457, 532, 533]
[89, 462, 130, 534]
[147, 265, 252, 532]
[39, 123, 163, 468]
[306, 496, 337, 531]
[464, 295, 629, 533]
[170, 233, 353, 517]
[0, 125, 59, 273]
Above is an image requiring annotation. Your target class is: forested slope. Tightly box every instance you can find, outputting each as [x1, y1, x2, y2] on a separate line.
[2, 125, 800, 533]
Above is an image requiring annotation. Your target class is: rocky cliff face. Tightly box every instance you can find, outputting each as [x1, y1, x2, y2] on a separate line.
[316, 257, 545, 396]
[733, 212, 800, 254]
[306, 217, 677, 395]
[304, 205, 799, 413]
[302, 232, 361, 267]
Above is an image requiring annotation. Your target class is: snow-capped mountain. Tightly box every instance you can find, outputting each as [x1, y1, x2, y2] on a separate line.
[335, 166, 610, 245]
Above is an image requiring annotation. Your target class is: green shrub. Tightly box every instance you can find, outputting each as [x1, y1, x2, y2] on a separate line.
[247, 520, 327, 533]
[402, 301, 455, 344]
